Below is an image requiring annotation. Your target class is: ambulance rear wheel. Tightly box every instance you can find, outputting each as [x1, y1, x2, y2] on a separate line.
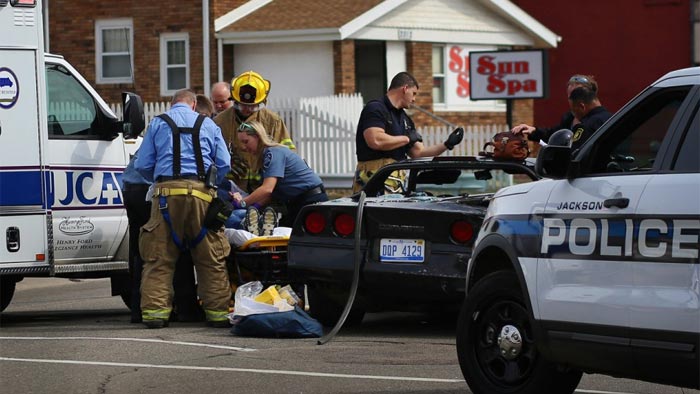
[119, 291, 132, 310]
[0, 276, 18, 312]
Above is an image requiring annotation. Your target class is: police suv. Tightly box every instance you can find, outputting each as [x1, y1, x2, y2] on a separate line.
[456, 67, 700, 394]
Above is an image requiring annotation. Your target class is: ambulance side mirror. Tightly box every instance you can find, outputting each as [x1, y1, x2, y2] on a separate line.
[122, 92, 145, 139]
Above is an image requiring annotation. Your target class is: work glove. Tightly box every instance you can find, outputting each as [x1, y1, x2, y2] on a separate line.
[444, 127, 464, 150]
[407, 128, 423, 148]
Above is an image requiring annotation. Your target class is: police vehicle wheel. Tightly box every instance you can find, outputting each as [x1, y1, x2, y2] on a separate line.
[456, 271, 581, 394]
[307, 285, 365, 327]
[0, 276, 18, 312]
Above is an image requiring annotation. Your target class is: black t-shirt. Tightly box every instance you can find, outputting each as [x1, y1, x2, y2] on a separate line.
[570, 106, 612, 149]
[528, 111, 575, 144]
[355, 96, 416, 162]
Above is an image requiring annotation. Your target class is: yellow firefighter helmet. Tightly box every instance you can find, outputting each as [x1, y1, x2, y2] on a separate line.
[231, 70, 271, 105]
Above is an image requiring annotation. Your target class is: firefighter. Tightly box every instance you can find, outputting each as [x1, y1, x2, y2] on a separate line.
[135, 89, 232, 329]
[214, 70, 295, 194]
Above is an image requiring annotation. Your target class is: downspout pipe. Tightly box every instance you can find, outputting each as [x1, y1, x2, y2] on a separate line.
[203, 0, 211, 96]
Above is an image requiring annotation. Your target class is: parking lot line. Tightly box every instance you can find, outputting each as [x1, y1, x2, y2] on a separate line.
[0, 336, 256, 352]
[0, 357, 465, 383]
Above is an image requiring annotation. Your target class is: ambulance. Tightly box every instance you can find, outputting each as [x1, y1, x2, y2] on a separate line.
[0, 0, 144, 311]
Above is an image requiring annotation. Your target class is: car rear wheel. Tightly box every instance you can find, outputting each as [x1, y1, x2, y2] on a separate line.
[307, 285, 365, 327]
[456, 271, 581, 394]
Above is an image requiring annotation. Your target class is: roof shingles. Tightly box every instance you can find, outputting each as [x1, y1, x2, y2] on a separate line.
[220, 0, 384, 32]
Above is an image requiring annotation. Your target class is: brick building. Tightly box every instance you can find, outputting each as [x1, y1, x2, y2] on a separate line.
[46, 0, 559, 127]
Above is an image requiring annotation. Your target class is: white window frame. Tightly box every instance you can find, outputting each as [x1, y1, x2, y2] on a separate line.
[432, 45, 446, 105]
[433, 44, 505, 113]
[159, 33, 190, 97]
[95, 18, 134, 84]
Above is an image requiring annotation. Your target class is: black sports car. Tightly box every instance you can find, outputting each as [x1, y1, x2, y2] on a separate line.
[287, 156, 539, 326]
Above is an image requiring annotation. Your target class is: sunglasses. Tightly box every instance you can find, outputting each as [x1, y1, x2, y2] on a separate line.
[569, 75, 590, 85]
[238, 122, 256, 134]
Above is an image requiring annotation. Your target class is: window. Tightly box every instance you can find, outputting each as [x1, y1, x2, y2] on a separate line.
[673, 110, 699, 172]
[586, 87, 692, 174]
[95, 19, 133, 84]
[432, 46, 445, 104]
[46, 63, 98, 138]
[160, 33, 189, 96]
[432, 45, 505, 112]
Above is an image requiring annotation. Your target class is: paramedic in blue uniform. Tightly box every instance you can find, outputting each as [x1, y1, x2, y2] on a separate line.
[353, 71, 464, 193]
[135, 89, 232, 329]
[230, 120, 328, 228]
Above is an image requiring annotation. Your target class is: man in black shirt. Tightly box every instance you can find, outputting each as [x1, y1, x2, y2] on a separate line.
[353, 72, 463, 193]
[512, 74, 608, 148]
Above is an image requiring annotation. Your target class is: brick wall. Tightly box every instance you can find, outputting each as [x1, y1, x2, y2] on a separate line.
[333, 40, 356, 94]
[48, 1, 220, 103]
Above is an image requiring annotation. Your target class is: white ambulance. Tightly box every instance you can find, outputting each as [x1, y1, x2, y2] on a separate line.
[0, 0, 144, 311]
[457, 67, 699, 393]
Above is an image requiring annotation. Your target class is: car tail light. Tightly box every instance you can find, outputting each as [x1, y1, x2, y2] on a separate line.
[333, 213, 355, 236]
[451, 220, 474, 243]
[304, 211, 326, 234]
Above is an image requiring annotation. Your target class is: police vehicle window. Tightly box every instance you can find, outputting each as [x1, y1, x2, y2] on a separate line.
[45, 64, 98, 137]
[672, 110, 700, 172]
[588, 87, 691, 174]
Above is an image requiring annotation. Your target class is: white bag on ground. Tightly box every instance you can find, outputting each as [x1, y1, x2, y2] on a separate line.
[232, 281, 289, 317]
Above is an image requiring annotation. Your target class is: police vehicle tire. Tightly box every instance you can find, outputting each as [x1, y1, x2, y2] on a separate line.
[307, 285, 365, 327]
[456, 271, 582, 394]
[0, 276, 17, 312]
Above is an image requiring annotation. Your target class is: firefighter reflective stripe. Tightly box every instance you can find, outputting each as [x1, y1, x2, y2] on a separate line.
[205, 309, 229, 322]
[142, 308, 171, 321]
[154, 187, 213, 203]
[280, 138, 296, 150]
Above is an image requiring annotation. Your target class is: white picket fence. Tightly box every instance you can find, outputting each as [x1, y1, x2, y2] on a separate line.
[109, 95, 504, 188]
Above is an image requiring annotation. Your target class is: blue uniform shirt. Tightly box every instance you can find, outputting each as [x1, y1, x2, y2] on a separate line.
[262, 146, 322, 201]
[135, 103, 231, 184]
[121, 151, 151, 187]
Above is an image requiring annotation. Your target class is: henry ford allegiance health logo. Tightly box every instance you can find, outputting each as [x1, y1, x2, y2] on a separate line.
[0, 67, 19, 109]
[58, 216, 95, 236]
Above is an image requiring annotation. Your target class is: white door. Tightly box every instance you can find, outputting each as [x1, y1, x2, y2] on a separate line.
[44, 59, 128, 263]
[0, 49, 49, 267]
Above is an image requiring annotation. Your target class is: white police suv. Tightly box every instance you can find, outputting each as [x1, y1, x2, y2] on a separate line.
[456, 67, 700, 394]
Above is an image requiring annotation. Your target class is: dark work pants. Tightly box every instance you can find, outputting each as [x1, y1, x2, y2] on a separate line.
[124, 183, 202, 322]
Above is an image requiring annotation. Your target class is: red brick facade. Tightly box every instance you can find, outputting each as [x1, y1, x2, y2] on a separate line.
[333, 40, 356, 94]
[48, 1, 527, 128]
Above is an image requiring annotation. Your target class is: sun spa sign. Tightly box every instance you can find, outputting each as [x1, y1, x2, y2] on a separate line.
[466, 50, 548, 100]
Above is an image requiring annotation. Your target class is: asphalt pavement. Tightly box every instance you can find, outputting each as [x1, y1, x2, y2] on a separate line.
[0, 278, 697, 394]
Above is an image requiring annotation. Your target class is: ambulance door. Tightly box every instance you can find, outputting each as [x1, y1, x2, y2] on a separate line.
[0, 49, 48, 268]
[44, 57, 128, 264]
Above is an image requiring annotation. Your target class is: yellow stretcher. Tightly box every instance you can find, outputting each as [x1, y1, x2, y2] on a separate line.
[227, 235, 291, 288]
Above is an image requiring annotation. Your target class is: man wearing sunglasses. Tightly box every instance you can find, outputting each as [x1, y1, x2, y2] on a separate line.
[511, 74, 608, 148]
[214, 70, 295, 195]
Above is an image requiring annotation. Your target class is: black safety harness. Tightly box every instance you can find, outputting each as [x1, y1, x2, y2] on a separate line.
[156, 113, 210, 251]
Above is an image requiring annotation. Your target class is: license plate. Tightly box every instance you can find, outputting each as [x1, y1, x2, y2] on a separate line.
[380, 239, 425, 263]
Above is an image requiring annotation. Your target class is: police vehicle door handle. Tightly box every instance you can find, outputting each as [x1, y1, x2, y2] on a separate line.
[603, 198, 629, 209]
